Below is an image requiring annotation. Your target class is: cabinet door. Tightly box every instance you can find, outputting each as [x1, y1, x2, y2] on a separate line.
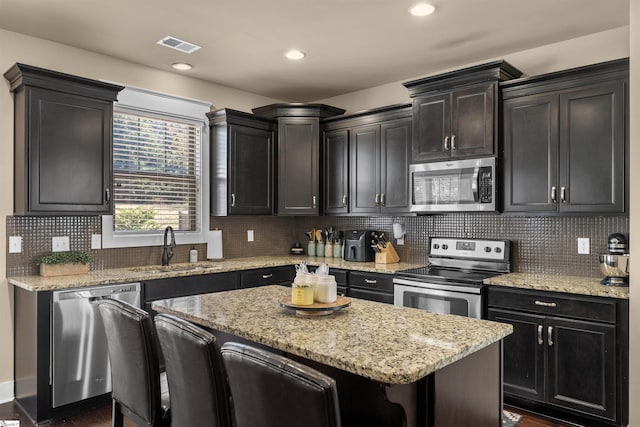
[487, 308, 546, 403]
[277, 117, 320, 215]
[380, 118, 411, 213]
[450, 82, 496, 158]
[324, 129, 349, 214]
[350, 124, 381, 213]
[546, 317, 616, 420]
[411, 93, 450, 162]
[502, 94, 559, 212]
[559, 82, 625, 213]
[27, 87, 112, 214]
[229, 125, 273, 214]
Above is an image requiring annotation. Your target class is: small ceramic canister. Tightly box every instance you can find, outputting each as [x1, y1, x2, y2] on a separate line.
[333, 242, 343, 259]
[325, 242, 334, 258]
[316, 241, 325, 257]
[307, 241, 317, 256]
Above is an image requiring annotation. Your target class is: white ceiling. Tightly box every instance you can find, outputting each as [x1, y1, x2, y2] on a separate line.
[0, 0, 629, 102]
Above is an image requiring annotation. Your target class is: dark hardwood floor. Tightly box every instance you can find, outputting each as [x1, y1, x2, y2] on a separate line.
[0, 400, 577, 427]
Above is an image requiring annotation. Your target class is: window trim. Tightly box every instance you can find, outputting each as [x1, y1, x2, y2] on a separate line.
[102, 86, 211, 249]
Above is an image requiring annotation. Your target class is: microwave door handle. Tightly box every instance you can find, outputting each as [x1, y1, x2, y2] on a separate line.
[472, 166, 480, 202]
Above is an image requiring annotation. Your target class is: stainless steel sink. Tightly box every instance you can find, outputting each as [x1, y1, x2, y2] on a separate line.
[130, 262, 223, 274]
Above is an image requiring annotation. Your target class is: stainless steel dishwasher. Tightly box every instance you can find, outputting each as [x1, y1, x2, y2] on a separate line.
[51, 283, 141, 408]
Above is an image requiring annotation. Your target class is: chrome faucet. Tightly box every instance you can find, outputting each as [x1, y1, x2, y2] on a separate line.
[161, 226, 176, 266]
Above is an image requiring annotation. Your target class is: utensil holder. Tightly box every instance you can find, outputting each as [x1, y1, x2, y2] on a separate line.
[375, 243, 400, 264]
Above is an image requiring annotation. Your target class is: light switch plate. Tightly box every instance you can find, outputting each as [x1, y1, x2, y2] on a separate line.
[247, 230, 254, 242]
[9, 236, 22, 253]
[52, 236, 70, 252]
[577, 238, 590, 254]
[91, 234, 102, 250]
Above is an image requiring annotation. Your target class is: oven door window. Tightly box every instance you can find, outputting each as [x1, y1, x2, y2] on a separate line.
[403, 290, 471, 317]
[413, 168, 476, 205]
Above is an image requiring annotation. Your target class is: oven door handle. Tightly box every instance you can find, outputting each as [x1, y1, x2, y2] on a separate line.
[472, 165, 480, 202]
[393, 278, 483, 295]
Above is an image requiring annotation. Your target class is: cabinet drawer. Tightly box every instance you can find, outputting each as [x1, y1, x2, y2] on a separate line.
[487, 287, 616, 323]
[348, 288, 394, 304]
[241, 266, 295, 288]
[144, 272, 239, 301]
[348, 271, 394, 292]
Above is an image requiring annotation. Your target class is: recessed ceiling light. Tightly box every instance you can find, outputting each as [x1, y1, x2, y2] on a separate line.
[171, 62, 193, 71]
[409, 3, 436, 16]
[285, 50, 306, 60]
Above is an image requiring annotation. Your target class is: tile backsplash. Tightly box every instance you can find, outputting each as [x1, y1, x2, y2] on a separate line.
[6, 214, 629, 278]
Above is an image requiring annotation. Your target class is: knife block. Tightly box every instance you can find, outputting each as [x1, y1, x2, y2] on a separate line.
[375, 243, 400, 264]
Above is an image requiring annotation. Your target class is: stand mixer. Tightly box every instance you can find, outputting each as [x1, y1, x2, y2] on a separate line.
[598, 233, 630, 286]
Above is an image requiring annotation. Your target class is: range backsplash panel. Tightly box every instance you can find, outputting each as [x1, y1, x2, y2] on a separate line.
[6, 214, 629, 278]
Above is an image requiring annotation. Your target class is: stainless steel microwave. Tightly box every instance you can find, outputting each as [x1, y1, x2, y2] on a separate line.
[410, 157, 496, 213]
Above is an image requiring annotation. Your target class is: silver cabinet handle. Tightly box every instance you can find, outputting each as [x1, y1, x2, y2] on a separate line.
[312, 195, 317, 209]
[443, 136, 450, 151]
[231, 193, 236, 207]
[551, 186, 557, 203]
[105, 188, 110, 203]
[451, 135, 457, 150]
[548, 326, 554, 346]
[364, 279, 377, 284]
[380, 193, 386, 206]
[262, 274, 273, 279]
[535, 300, 557, 308]
[560, 186, 567, 203]
[375, 193, 380, 206]
[342, 194, 348, 207]
[537, 325, 543, 345]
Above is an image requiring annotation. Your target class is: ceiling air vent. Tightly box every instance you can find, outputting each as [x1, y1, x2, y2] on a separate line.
[157, 36, 201, 54]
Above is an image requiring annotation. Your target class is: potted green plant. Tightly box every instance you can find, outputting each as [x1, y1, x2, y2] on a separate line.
[36, 251, 93, 277]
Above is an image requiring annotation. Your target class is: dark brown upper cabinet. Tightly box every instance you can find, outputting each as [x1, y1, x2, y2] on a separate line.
[322, 104, 412, 215]
[403, 61, 522, 163]
[209, 109, 275, 215]
[4, 63, 123, 215]
[501, 58, 628, 214]
[252, 103, 344, 216]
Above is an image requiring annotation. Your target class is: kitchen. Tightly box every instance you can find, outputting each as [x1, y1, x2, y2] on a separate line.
[0, 1, 639, 427]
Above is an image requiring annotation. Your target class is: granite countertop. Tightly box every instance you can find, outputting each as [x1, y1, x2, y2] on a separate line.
[7, 256, 425, 292]
[152, 285, 512, 385]
[484, 273, 630, 299]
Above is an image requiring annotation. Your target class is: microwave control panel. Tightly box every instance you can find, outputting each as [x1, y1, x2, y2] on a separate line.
[479, 167, 493, 203]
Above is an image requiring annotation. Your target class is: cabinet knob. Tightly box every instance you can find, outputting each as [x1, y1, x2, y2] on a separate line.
[451, 135, 457, 151]
[443, 136, 450, 151]
[312, 195, 317, 209]
[231, 193, 236, 207]
[547, 326, 554, 347]
[560, 186, 567, 203]
[551, 186, 557, 203]
[105, 188, 110, 203]
[342, 194, 348, 207]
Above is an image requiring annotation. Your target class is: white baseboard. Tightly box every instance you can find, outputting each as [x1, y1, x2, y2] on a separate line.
[0, 381, 14, 404]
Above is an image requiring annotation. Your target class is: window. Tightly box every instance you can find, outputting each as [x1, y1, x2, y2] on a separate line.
[102, 86, 211, 248]
[113, 110, 201, 232]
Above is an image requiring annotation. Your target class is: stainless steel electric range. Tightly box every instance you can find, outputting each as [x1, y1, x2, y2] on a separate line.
[393, 237, 511, 319]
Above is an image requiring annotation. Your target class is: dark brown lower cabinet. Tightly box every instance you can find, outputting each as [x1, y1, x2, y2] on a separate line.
[347, 271, 394, 304]
[487, 286, 628, 427]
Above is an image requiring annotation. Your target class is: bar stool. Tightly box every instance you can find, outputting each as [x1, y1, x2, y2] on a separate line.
[221, 341, 341, 427]
[154, 314, 232, 427]
[98, 299, 170, 427]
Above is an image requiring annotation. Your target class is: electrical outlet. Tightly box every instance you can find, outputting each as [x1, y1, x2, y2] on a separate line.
[52, 236, 70, 252]
[9, 236, 22, 253]
[247, 230, 254, 242]
[91, 234, 102, 250]
[577, 238, 590, 254]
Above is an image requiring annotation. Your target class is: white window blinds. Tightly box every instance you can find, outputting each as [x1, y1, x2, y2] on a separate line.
[112, 110, 201, 232]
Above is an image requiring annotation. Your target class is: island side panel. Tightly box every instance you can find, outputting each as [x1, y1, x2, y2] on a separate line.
[432, 341, 503, 427]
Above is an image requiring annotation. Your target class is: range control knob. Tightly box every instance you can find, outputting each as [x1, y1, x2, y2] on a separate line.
[495, 247, 502, 253]
[442, 244, 448, 250]
[433, 244, 440, 250]
[484, 246, 492, 253]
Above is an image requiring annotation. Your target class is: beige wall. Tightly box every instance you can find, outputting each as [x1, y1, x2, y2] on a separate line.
[628, 1, 638, 425]
[0, 28, 280, 394]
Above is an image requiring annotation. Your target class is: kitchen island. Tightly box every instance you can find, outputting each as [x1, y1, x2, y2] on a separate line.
[152, 285, 513, 427]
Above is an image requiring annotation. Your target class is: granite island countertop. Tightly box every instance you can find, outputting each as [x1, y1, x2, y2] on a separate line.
[484, 272, 629, 299]
[7, 256, 425, 292]
[151, 285, 513, 385]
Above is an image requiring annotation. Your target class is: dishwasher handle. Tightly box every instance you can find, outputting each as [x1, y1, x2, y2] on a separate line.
[53, 283, 141, 302]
